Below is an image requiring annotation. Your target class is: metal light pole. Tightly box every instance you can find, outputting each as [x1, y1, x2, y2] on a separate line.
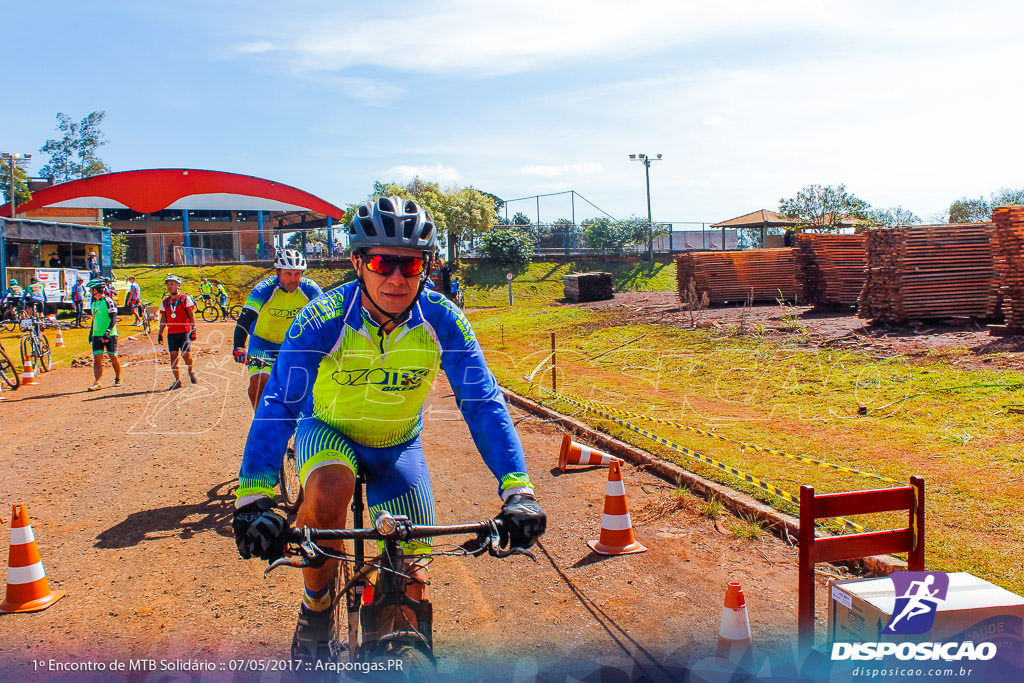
[2, 152, 32, 218]
[629, 153, 661, 260]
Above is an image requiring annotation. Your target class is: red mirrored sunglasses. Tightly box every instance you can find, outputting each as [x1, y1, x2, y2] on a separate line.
[362, 254, 426, 278]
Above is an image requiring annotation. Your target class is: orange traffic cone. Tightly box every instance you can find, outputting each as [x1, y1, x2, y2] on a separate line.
[587, 459, 647, 555]
[21, 358, 38, 386]
[559, 434, 622, 471]
[716, 582, 754, 667]
[1, 504, 66, 613]
[54, 326, 65, 348]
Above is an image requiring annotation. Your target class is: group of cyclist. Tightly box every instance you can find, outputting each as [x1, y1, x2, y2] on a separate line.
[230, 196, 546, 670]
[3, 277, 47, 320]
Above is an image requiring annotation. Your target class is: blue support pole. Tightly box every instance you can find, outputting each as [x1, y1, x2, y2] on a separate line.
[183, 210, 191, 248]
[257, 211, 265, 260]
[327, 217, 333, 258]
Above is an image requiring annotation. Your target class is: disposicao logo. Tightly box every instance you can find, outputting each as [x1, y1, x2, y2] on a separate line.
[831, 572, 998, 663]
[884, 571, 949, 635]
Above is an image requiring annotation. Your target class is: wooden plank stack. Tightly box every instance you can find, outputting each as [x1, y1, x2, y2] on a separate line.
[991, 207, 1024, 330]
[675, 249, 799, 304]
[858, 223, 999, 323]
[563, 271, 614, 302]
[792, 233, 867, 307]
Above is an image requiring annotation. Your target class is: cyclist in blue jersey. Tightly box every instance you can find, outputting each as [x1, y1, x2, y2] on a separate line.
[232, 249, 323, 409]
[232, 196, 546, 666]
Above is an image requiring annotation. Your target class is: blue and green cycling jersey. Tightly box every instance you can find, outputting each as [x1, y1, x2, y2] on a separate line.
[242, 275, 324, 353]
[237, 280, 532, 501]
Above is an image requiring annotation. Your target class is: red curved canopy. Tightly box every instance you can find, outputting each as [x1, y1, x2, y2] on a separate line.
[11, 168, 345, 219]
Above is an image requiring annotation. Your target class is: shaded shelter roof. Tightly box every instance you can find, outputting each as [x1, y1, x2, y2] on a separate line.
[711, 209, 800, 229]
[5, 168, 345, 219]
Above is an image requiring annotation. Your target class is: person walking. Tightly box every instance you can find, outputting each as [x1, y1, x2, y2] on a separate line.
[71, 276, 87, 327]
[125, 275, 143, 325]
[156, 274, 198, 390]
[87, 278, 123, 391]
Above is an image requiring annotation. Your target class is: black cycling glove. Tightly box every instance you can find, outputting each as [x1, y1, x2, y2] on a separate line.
[232, 497, 287, 561]
[497, 493, 547, 549]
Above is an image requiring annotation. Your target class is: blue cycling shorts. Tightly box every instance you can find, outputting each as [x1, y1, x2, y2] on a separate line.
[294, 416, 435, 554]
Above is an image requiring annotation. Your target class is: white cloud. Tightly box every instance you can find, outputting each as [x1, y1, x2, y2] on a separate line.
[229, 0, 834, 77]
[233, 41, 274, 54]
[382, 163, 462, 185]
[703, 116, 726, 128]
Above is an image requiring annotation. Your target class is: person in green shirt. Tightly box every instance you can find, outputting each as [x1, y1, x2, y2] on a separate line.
[200, 278, 213, 306]
[88, 279, 123, 391]
[213, 279, 229, 316]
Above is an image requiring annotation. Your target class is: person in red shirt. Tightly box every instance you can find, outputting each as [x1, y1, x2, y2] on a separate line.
[156, 273, 198, 390]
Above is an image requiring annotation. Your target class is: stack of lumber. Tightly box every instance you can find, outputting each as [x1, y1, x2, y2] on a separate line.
[675, 249, 799, 304]
[792, 233, 867, 307]
[858, 223, 998, 323]
[563, 271, 614, 302]
[991, 207, 1024, 330]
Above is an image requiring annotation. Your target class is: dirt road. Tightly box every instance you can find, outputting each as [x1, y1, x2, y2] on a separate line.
[0, 323, 823, 681]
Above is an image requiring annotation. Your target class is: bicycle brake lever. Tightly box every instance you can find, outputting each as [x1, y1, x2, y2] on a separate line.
[490, 546, 537, 561]
[264, 555, 311, 576]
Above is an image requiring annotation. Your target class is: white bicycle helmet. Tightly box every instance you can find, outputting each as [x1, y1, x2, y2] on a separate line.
[349, 196, 437, 253]
[164, 274, 182, 284]
[274, 249, 307, 271]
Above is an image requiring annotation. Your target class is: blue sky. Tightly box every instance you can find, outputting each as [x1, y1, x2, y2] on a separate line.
[5, 1, 1024, 224]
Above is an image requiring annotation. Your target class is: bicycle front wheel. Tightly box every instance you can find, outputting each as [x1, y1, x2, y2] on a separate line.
[330, 544, 360, 664]
[142, 314, 151, 335]
[229, 304, 243, 320]
[37, 335, 52, 372]
[201, 305, 220, 323]
[0, 346, 20, 389]
[20, 336, 31, 369]
[279, 447, 303, 511]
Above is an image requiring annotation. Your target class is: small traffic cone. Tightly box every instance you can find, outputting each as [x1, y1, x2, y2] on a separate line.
[559, 434, 622, 471]
[54, 326, 66, 348]
[716, 582, 754, 668]
[21, 358, 38, 386]
[1, 504, 66, 613]
[587, 460, 647, 555]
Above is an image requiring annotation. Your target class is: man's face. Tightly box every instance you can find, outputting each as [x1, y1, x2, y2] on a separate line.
[350, 247, 428, 316]
[166, 281, 180, 295]
[277, 269, 302, 292]
[91, 287, 103, 300]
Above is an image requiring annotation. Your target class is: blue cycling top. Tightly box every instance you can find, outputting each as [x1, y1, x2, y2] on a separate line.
[237, 280, 532, 501]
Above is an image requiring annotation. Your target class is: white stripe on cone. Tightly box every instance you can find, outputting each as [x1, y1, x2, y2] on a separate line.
[7, 562, 46, 585]
[605, 480, 626, 497]
[719, 607, 752, 640]
[601, 513, 634, 531]
[10, 526, 35, 545]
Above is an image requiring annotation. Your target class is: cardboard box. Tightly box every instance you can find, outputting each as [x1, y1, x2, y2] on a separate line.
[828, 572, 1024, 665]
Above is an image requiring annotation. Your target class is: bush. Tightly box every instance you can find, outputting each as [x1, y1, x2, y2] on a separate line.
[479, 227, 534, 268]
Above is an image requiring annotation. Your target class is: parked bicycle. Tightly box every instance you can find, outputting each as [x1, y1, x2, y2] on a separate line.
[138, 301, 153, 335]
[0, 338, 20, 389]
[266, 477, 532, 679]
[19, 318, 52, 373]
[1, 302, 25, 333]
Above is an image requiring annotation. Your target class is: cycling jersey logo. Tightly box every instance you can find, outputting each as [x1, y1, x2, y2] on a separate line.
[332, 367, 430, 392]
[884, 572, 949, 635]
[268, 306, 303, 318]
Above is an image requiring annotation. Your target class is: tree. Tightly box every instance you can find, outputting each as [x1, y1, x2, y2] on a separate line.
[444, 187, 498, 263]
[511, 212, 532, 226]
[990, 187, 1024, 209]
[582, 216, 649, 255]
[285, 228, 329, 251]
[779, 184, 870, 232]
[867, 206, 922, 228]
[479, 226, 534, 268]
[39, 111, 111, 182]
[948, 197, 990, 224]
[0, 158, 32, 207]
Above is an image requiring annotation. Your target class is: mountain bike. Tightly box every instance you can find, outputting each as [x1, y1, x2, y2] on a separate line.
[138, 301, 153, 335]
[197, 298, 243, 323]
[19, 318, 52, 373]
[0, 339, 20, 389]
[266, 479, 533, 680]
[1, 302, 24, 333]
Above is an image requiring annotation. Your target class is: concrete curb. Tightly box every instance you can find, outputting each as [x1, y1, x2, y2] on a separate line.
[502, 386, 906, 577]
